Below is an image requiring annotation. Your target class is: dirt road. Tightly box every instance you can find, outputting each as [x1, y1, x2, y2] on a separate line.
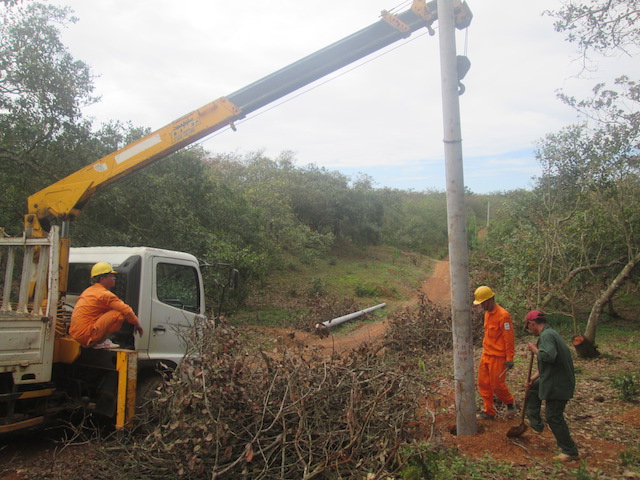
[258, 258, 451, 355]
[420, 259, 451, 304]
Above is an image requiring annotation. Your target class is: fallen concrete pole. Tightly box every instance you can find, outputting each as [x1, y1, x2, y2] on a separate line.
[315, 303, 387, 330]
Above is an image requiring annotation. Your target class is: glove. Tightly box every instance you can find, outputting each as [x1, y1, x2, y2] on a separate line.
[505, 361, 515, 370]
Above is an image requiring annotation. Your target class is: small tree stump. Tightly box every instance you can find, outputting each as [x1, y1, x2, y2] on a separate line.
[572, 335, 600, 358]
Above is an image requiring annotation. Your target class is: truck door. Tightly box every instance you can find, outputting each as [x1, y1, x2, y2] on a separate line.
[149, 257, 203, 364]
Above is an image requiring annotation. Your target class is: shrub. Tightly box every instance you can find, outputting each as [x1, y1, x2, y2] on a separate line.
[308, 277, 327, 297]
[620, 445, 640, 467]
[354, 282, 381, 298]
[612, 373, 640, 402]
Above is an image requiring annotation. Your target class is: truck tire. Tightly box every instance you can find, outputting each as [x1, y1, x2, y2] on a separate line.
[136, 373, 164, 426]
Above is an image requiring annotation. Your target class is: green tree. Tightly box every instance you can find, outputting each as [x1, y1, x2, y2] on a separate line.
[381, 189, 449, 257]
[0, 2, 95, 232]
[293, 170, 385, 246]
[1, 0, 25, 8]
[547, 0, 640, 349]
[470, 189, 542, 309]
[474, 83, 640, 348]
[548, 0, 640, 59]
[208, 151, 335, 263]
[66, 125, 273, 309]
[473, 1, 640, 352]
[342, 174, 384, 246]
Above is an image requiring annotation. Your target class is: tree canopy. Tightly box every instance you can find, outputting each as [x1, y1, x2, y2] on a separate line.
[547, 0, 640, 58]
[0, 2, 95, 233]
[474, 1, 640, 351]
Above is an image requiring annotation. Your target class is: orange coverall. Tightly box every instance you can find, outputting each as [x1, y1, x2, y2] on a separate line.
[478, 303, 515, 417]
[69, 283, 139, 347]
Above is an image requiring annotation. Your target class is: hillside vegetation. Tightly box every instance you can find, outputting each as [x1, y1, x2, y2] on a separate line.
[234, 243, 433, 328]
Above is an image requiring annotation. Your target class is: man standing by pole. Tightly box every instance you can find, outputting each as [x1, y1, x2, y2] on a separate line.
[525, 310, 579, 461]
[474, 285, 516, 419]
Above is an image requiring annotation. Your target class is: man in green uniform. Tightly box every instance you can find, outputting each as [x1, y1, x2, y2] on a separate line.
[524, 310, 579, 462]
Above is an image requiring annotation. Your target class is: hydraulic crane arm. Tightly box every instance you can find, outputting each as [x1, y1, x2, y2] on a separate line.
[25, 0, 471, 236]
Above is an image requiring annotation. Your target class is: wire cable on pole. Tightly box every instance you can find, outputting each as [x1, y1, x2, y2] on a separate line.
[198, 28, 434, 150]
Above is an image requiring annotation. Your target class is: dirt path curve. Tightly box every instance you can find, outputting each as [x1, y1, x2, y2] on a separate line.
[419, 259, 451, 304]
[311, 258, 450, 352]
[256, 258, 451, 355]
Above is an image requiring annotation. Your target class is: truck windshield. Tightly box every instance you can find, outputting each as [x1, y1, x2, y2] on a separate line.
[156, 262, 200, 313]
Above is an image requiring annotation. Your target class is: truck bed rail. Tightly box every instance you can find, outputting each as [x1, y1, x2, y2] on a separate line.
[0, 227, 60, 385]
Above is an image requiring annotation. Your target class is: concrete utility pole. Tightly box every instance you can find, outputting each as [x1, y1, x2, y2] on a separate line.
[436, 0, 477, 435]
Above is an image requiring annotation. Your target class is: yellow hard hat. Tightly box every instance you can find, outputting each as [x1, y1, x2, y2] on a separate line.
[473, 285, 495, 305]
[90, 262, 117, 278]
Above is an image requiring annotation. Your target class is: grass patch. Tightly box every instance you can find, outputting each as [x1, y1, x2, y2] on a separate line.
[531, 306, 640, 355]
[236, 244, 432, 327]
[232, 307, 298, 328]
[398, 443, 527, 480]
[594, 316, 640, 343]
[620, 444, 640, 469]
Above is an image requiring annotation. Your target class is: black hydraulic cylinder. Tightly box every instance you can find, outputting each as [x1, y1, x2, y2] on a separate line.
[226, 5, 437, 115]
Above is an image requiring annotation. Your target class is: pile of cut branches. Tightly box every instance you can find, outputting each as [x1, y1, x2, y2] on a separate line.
[386, 294, 484, 354]
[288, 295, 361, 332]
[118, 323, 435, 479]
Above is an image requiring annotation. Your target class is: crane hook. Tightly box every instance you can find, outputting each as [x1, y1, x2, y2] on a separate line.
[456, 55, 471, 96]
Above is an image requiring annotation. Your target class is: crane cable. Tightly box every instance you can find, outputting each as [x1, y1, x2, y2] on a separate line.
[198, 3, 473, 150]
[198, 26, 436, 149]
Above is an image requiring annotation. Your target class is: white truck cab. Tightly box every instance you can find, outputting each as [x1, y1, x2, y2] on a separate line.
[67, 246, 206, 372]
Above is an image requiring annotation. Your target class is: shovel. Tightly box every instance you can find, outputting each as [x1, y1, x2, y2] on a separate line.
[506, 351, 535, 438]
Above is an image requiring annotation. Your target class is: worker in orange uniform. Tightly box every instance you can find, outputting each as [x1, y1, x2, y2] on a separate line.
[69, 262, 143, 349]
[473, 285, 516, 419]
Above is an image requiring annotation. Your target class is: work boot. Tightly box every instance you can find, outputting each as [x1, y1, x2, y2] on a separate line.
[477, 411, 495, 420]
[506, 403, 516, 417]
[553, 453, 580, 462]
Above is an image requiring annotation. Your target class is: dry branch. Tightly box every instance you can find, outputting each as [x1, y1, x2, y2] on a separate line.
[115, 323, 434, 479]
[386, 293, 483, 355]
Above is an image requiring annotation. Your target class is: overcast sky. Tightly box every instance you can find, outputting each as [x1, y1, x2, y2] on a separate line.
[45, 0, 638, 193]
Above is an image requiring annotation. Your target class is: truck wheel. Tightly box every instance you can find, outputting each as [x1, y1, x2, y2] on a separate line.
[136, 373, 164, 426]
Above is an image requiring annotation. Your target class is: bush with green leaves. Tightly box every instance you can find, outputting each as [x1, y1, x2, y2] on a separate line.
[398, 443, 520, 480]
[611, 372, 640, 402]
[308, 277, 327, 297]
[620, 445, 640, 469]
